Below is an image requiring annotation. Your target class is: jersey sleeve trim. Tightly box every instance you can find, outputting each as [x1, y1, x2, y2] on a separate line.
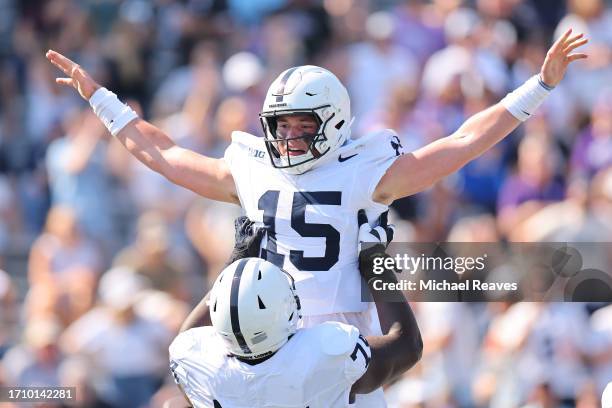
[344, 332, 372, 384]
[365, 129, 403, 206]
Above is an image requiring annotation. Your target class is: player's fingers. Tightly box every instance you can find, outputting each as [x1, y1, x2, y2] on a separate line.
[357, 209, 368, 228]
[563, 38, 588, 54]
[70, 64, 87, 80]
[47, 56, 70, 75]
[563, 32, 583, 46]
[385, 224, 395, 244]
[255, 225, 267, 238]
[559, 28, 573, 44]
[55, 78, 74, 87]
[47, 49, 77, 67]
[372, 226, 387, 243]
[551, 28, 573, 53]
[378, 210, 389, 228]
[45, 50, 76, 75]
[567, 53, 588, 62]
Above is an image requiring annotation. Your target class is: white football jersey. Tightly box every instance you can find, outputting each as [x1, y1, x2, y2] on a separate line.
[223, 129, 403, 316]
[169, 322, 372, 408]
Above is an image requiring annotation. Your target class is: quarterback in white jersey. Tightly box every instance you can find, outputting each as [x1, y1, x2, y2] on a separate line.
[223, 127, 401, 317]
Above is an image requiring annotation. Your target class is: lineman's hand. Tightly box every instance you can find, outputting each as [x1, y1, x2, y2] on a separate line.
[540, 28, 588, 87]
[46, 49, 100, 100]
[225, 216, 267, 266]
[357, 209, 396, 284]
[357, 210, 395, 251]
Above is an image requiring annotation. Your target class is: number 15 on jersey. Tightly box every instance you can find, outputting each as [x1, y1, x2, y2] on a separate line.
[258, 190, 342, 272]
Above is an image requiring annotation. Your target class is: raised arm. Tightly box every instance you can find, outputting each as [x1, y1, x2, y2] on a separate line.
[45, 50, 239, 204]
[373, 28, 588, 204]
[351, 210, 423, 395]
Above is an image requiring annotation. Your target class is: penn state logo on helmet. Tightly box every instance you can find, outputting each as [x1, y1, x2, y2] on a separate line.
[209, 258, 302, 360]
[259, 66, 352, 174]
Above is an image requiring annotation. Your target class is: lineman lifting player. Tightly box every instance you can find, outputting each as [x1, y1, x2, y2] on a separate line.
[46, 27, 587, 407]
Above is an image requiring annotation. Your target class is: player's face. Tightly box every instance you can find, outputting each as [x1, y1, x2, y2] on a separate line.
[275, 114, 318, 156]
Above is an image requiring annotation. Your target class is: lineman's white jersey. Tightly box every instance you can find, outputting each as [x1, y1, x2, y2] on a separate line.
[169, 322, 372, 408]
[223, 129, 403, 316]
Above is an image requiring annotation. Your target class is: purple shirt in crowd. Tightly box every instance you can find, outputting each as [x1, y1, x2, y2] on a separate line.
[498, 175, 565, 212]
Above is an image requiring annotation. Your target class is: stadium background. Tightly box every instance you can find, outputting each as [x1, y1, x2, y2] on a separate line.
[0, 0, 611, 406]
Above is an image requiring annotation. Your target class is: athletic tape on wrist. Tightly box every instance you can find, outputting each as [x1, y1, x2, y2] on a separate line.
[89, 87, 138, 136]
[501, 75, 553, 122]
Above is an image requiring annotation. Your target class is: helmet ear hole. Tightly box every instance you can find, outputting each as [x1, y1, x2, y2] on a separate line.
[334, 120, 345, 130]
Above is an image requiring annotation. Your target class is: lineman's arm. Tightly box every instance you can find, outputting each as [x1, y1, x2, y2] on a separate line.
[180, 291, 212, 333]
[372, 28, 588, 205]
[350, 211, 423, 395]
[45, 50, 239, 204]
[350, 286, 422, 395]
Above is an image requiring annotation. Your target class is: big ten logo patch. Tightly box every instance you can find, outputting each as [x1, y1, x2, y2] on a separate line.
[249, 148, 266, 159]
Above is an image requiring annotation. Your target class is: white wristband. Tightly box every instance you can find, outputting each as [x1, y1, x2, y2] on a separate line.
[89, 87, 138, 136]
[501, 75, 554, 122]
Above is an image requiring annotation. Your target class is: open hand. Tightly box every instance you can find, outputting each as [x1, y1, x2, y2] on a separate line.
[46, 49, 100, 100]
[540, 28, 588, 87]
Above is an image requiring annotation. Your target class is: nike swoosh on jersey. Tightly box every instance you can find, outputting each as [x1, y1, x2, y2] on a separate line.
[338, 153, 358, 162]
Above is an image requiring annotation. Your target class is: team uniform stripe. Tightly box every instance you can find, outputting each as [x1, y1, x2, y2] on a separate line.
[373, 226, 387, 242]
[230, 258, 251, 354]
[370, 228, 380, 241]
[275, 67, 298, 102]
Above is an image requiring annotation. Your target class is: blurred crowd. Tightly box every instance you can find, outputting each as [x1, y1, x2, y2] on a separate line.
[0, 0, 611, 407]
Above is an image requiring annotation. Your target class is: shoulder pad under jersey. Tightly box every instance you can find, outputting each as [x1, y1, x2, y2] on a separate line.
[225, 131, 268, 165]
[337, 128, 404, 162]
[311, 321, 360, 356]
[169, 327, 216, 359]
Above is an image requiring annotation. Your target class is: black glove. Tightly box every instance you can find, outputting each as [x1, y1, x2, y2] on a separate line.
[357, 209, 397, 284]
[225, 216, 267, 266]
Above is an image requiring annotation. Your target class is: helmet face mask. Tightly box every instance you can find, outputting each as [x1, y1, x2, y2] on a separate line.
[260, 108, 332, 170]
[260, 66, 351, 175]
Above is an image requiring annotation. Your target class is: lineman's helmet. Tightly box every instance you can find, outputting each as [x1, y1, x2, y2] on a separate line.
[210, 258, 302, 360]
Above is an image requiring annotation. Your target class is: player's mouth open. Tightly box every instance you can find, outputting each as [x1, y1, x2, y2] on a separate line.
[288, 148, 307, 156]
[279, 140, 309, 156]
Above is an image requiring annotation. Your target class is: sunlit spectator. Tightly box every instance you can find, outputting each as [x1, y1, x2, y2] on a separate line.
[2, 318, 63, 387]
[61, 267, 172, 408]
[27, 205, 102, 323]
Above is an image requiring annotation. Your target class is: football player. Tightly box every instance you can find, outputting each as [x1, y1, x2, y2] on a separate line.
[168, 212, 422, 407]
[603, 382, 612, 408]
[46, 28, 587, 406]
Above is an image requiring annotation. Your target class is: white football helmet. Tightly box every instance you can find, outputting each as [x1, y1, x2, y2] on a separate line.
[209, 258, 302, 360]
[259, 65, 352, 174]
